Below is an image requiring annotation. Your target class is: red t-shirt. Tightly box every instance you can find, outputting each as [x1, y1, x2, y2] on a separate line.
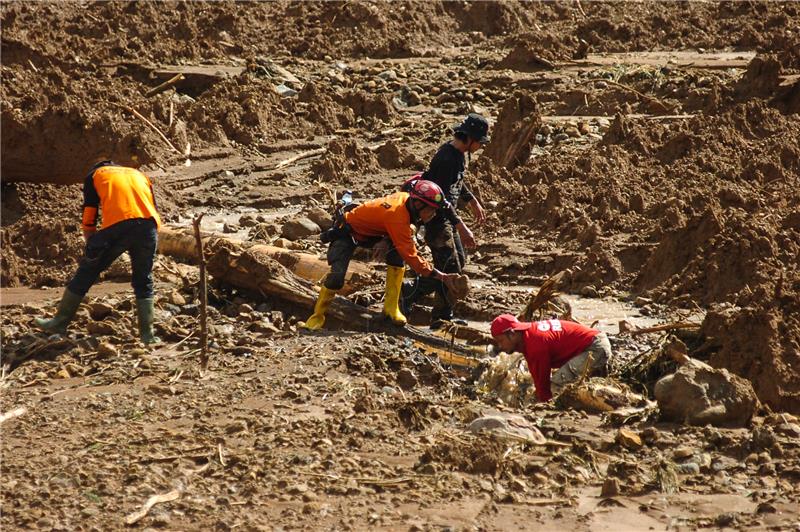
[521, 319, 599, 402]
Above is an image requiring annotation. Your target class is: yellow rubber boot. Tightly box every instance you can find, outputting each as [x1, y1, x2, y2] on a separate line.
[304, 286, 337, 330]
[383, 266, 407, 326]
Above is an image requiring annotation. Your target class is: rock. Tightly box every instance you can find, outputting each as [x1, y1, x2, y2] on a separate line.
[272, 238, 292, 248]
[579, 285, 599, 297]
[56, 368, 71, 379]
[96, 342, 118, 359]
[775, 423, 800, 438]
[601, 477, 620, 497]
[281, 217, 320, 241]
[223, 222, 240, 234]
[675, 462, 701, 475]
[226, 420, 248, 434]
[378, 69, 397, 81]
[578, 122, 592, 135]
[673, 447, 694, 460]
[654, 358, 758, 427]
[275, 83, 298, 97]
[87, 321, 117, 336]
[615, 428, 642, 450]
[88, 302, 114, 321]
[306, 207, 333, 231]
[553, 132, 570, 142]
[167, 290, 186, 306]
[565, 126, 581, 138]
[238, 213, 261, 227]
[396, 368, 418, 390]
[467, 412, 546, 444]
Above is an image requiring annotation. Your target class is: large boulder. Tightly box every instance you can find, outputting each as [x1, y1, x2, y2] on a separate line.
[655, 359, 758, 427]
[280, 217, 320, 241]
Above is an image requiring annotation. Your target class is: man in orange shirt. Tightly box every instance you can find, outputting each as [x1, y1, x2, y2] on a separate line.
[35, 160, 163, 344]
[304, 180, 460, 330]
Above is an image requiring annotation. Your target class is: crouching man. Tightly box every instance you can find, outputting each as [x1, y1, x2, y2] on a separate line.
[35, 159, 162, 344]
[490, 314, 613, 402]
[304, 180, 460, 329]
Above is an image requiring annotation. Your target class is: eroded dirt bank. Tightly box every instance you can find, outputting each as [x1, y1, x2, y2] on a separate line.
[2, 1, 800, 530]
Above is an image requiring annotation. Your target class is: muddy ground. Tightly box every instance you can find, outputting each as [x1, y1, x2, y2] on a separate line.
[2, 1, 800, 530]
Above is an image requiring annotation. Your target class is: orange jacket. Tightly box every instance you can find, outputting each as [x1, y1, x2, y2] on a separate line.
[345, 192, 433, 276]
[82, 163, 161, 231]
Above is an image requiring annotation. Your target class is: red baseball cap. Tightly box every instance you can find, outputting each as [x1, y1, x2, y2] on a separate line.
[490, 314, 531, 337]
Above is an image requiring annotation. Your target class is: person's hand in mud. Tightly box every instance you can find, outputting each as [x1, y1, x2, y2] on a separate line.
[455, 222, 476, 249]
[467, 198, 486, 225]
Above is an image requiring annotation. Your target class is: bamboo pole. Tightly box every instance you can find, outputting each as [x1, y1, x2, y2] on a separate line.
[192, 214, 209, 370]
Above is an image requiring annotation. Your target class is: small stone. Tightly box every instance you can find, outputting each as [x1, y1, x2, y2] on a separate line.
[281, 217, 320, 241]
[616, 428, 642, 450]
[56, 368, 71, 379]
[553, 132, 570, 142]
[757, 452, 771, 465]
[88, 302, 114, 321]
[96, 342, 118, 359]
[378, 69, 397, 81]
[580, 285, 599, 297]
[539, 124, 553, 136]
[396, 368, 418, 390]
[272, 238, 292, 248]
[675, 462, 700, 475]
[168, 290, 186, 306]
[601, 477, 619, 497]
[288, 483, 308, 495]
[565, 126, 581, 138]
[578, 122, 592, 135]
[673, 447, 694, 460]
[306, 207, 333, 231]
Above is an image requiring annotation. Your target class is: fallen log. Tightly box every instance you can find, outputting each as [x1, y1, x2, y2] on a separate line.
[205, 245, 489, 358]
[158, 226, 374, 294]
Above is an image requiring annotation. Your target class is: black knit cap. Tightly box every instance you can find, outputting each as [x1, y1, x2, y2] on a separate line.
[453, 113, 491, 143]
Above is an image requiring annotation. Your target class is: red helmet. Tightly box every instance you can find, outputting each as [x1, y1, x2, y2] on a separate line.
[407, 179, 446, 209]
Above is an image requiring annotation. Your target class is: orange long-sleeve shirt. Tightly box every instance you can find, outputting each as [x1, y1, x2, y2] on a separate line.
[344, 192, 433, 276]
[82, 162, 161, 231]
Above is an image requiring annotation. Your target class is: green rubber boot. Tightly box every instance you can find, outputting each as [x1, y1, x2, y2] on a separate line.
[34, 289, 83, 335]
[136, 298, 161, 345]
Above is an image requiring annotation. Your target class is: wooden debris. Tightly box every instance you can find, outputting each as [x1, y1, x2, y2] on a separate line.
[518, 270, 567, 321]
[157, 226, 374, 295]
[192, 214, 210, 371]
[578, 78, 671, 113]
[111, 103, 181, 154]
[124, 489, 181, 525]
[630, 321, 701, 336]
[0, 406, 27, 424]
[145, 72, 185, 97]
[273, 147, 326, 170]
[203, 245, 488, 356]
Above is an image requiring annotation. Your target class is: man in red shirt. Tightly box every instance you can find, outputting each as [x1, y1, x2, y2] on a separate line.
[490, 314, 613, 402]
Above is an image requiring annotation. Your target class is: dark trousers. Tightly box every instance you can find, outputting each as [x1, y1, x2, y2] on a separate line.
[67, 218, 158, 299]
[324, 236, 403, 290]
[401, 215, 465, 320]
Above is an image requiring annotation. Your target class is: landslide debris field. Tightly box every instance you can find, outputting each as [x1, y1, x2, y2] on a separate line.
[2, 2, 800, 530]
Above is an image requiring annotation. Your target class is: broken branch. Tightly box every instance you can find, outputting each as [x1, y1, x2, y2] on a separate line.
[110, 102, 181, 154]
[145, 73, 185, 97]
[124, 489, 181, 525]
[191, 214, 209, 371]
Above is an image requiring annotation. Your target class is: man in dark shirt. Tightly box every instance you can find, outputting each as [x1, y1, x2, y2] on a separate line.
[401, 113, 490, 329]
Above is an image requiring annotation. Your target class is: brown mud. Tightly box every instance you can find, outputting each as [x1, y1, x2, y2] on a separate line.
[2, 1, 800, 530]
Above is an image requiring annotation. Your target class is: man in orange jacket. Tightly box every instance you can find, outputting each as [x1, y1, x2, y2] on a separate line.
[35, 159, 162, 344]
[304, 180, 459, 330]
